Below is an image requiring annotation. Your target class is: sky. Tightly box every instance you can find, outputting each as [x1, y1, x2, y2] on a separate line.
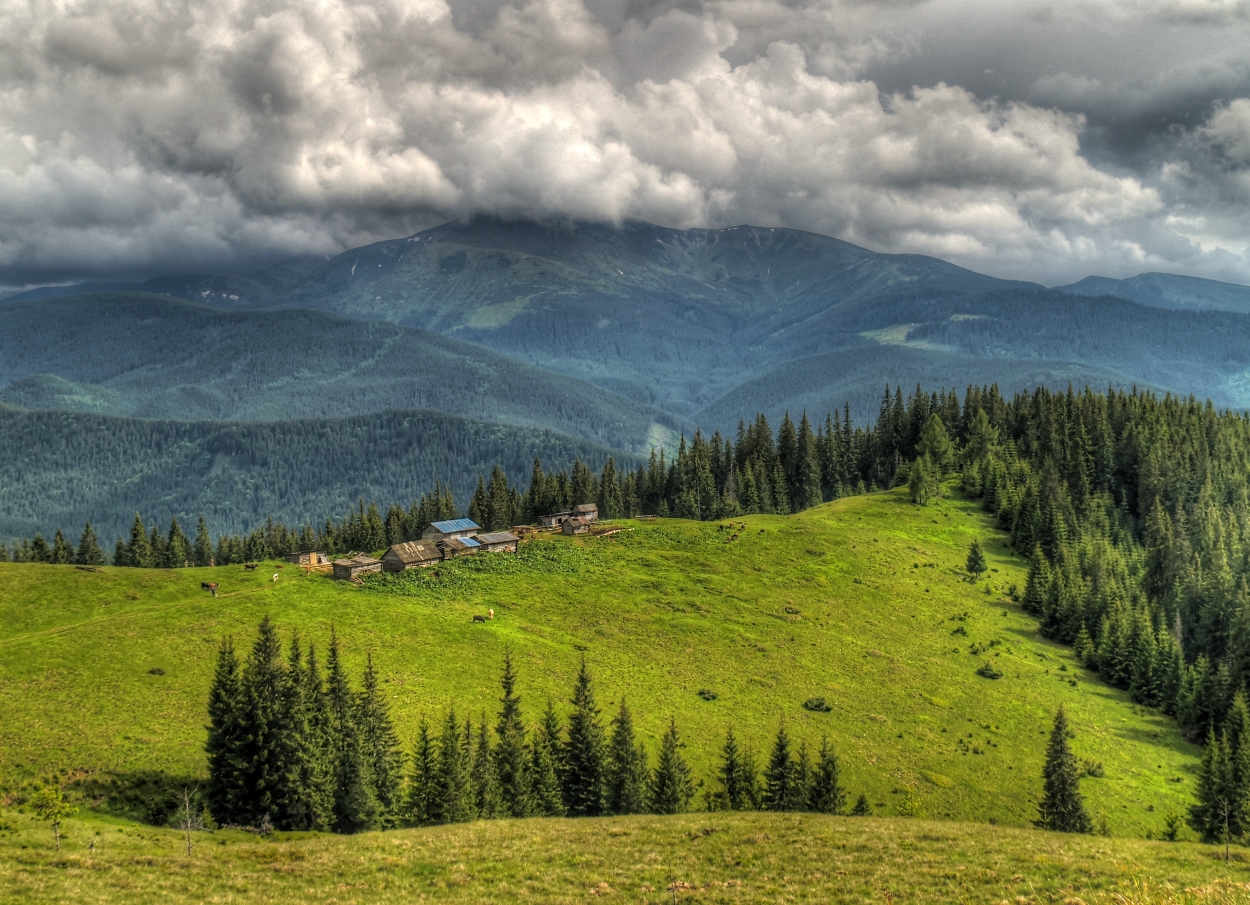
[1, 0, 1248, 290]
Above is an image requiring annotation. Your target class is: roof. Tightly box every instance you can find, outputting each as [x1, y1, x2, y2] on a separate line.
[444, 536, 481, 550]
[573, 503, 598, 513]
[334, 555, 380, 567]
[477, 531, 520, 545]
[429, 518, 481, 533]
[385, 541, 441, 563]
[564, 516, 589, 527]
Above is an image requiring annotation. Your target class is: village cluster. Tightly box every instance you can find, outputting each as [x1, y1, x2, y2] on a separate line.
[326, 503, 600, 580]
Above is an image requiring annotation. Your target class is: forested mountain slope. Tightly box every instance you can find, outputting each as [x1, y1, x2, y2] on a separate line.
[1057, 271, 1250, 314]
[0, 408, 629, 542]
[0, 294, 680, 451]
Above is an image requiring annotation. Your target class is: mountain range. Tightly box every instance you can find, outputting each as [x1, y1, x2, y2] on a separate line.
[4, 217, 1250, 539]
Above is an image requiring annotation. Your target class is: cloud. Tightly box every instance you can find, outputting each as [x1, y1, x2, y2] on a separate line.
[0, 0, 1246, 287]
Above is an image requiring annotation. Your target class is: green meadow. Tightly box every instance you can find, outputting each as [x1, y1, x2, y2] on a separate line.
[0, 488, 1199, 837]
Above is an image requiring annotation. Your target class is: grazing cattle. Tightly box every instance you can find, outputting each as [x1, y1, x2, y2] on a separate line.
[201, 581, 218, 598]
[489, 608, 495, 620]
[731, 533, 738, 541]
[244, 563, 258, 571]
[472, 614, 487, 623]
[272, 574, 279, 582]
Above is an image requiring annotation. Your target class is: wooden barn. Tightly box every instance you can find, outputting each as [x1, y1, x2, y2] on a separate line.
[440, 536, 481, 558]
[562, 516, 591, 535]
[285, 551, 328, 567]
[381, 541, 442, 571]
[572, 503, 599, 523]
[332, 555, 382, 580]
[476, 531, 520, 552]
[422, 518, 482, 542]
[537, 510, 571, 528]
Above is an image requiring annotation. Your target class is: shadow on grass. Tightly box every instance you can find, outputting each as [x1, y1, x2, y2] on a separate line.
[71, 769, 206, 826]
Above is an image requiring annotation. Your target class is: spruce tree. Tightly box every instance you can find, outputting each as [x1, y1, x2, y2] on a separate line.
[791, 740, 812, 811]
[1036, 707, 1093, 833]
[966, 539, 987, 581]
[194, 516, 214, 566]
[917, 413, 955, 474]
[75, 522, 104, 566]
[561, 659, 606, 816]
[326, 630, 380, 833]
[29, 533, 50, 563]
[434, 708, 472, 824]
[471, 713, 501, 819]
[300, 642, 335, 831]
[648, 717, 694, 815]
[357, 653, 404, 827]
[717, 727, 755, 810]
[763, 723, 794, 812]
[606, 698, 649, 815]
[494, 652, 531, 818]
[51, 530, 71, 564]
[1191, 726, 1233, 843]
[850, 793, 872, 816]
[808, 736, 847, 814]
[529, 701, 566, 817]
[205, 637, 243, 826]
[406, 717, 437, 826]
[234, 616, 295, 829]
[126, 513, 152, 568]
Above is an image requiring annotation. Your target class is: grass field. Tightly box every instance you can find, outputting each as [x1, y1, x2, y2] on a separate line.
[0, 487, 1199, 838]
[4, 809, 1250, 904]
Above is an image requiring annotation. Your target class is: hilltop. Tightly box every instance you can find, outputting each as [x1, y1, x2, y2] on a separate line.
[0, 489, 1198, 838]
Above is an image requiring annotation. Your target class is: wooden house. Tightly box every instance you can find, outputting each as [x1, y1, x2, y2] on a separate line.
[285, 551, 328, 567]
[381, 540, 442, 571]
[422, 518, 482, 542]
[537, 510, 571, 528]
[476, 531, 520, 553]
[332, 555, 382, 580]
[572, 503, 599, 523]
[562, 516, 591, 535]
[440, 536, 481, 558]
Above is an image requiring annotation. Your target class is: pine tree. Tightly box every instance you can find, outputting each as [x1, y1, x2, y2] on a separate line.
[29, 533, 51, 563]
[357, 653, 404, 827]
[75, 522, 104, 566]
[808, 736, 846, 814]
[917, 413, 955, 474]
[326, 630, 380, 833]
[561, 659, 606, 816]
[434, 708, 472, 824]
[716, 727, 758, 811]
[648, 717, 694, 815]
[909, 455, 937, 505]
[471, 712, 501, 818]
[205, 637, 243, 825]
[194, 516, 214, 566]
[494, 652, 531, 818]
[50, 530, 71, 564]
[299, 642, 334, 831]
[763, 723, 794, 812]
[1191, 726, 1233, 843]
[850, 794, 872, 816]
[406, 717, 437, 826]
[606, 698, 649, 815]
[529, 700, 566, 817]
[234, 616, 296, 829]
[126, 513, 152, 568]
[966, 539, 987, 581]
[1036, 707, 1093, 833]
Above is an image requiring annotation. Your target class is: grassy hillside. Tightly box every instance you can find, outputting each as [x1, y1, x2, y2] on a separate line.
[0, 407, 633, 542]
[0, 489, 1200, 838]
[3, 809, 1249, 904]
[0, 294, 681, 451]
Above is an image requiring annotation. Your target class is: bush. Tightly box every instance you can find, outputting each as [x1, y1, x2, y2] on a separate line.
[976, 663, 1003, 680]
[803, 697, 832, 712]
[697, 689, 718, 701]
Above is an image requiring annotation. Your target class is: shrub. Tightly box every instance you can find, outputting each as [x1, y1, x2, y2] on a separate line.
[976, 663, 1003, 680]
[803, 697, 832, 713]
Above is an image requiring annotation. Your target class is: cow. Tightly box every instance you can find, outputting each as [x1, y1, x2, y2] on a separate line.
[201, 581, 218, 598]
[489, 608, 495, 620]
[244, 563, 258, 571]
[731, 533, 738, 541]
[472, 614, 488, 623]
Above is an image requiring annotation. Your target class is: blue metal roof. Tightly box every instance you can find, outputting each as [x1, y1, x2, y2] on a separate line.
[430, 518, 481, 533]
[459, 536, 481, 548]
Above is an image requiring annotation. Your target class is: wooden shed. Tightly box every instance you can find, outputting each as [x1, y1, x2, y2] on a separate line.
[440, 536, 481, 558]
[332, 555, 382, 580]
[537, 510, 571, 528]
[572, 503, 599, 523]
[422, 518, 482, 542]
[476, 531, 520, 553]
[562, 516, 591, 535]
[285, 551, 328, 567]
[381, 541, 442, 571]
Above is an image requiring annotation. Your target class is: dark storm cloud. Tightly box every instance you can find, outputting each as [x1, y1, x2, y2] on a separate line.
[0, 0, 1247, 290]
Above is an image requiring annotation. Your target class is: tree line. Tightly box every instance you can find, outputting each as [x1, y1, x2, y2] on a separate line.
[207, 619, 862, 832]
